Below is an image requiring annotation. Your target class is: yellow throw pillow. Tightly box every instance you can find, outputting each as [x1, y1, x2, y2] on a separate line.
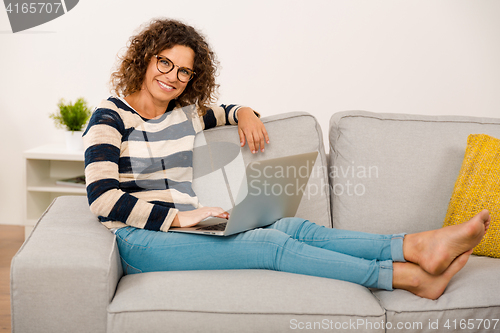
[442, 134, 500, 258]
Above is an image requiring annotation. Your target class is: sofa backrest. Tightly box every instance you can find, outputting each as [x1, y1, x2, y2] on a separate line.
[329, 111, 500, 234]
[192, 112, 331, 228]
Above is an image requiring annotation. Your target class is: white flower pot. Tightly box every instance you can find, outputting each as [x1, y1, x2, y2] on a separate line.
[65, 131, 84, 151]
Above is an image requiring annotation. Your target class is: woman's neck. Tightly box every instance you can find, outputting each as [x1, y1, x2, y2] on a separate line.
[124, 92, 170, 119]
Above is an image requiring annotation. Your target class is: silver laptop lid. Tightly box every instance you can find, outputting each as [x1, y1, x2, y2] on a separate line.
[170, 151, 318, 236]
[223, 151, 318, 235]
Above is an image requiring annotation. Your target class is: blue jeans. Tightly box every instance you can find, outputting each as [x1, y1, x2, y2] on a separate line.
[115, 218, 406, 290]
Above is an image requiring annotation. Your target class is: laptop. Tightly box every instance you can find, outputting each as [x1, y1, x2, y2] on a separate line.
[170, 151, 318, 236]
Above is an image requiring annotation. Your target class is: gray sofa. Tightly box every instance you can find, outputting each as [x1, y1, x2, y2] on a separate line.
[11, 111, 500, 332]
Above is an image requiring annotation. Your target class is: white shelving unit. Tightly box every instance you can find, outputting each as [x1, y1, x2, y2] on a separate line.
[24, 144, 86, 237]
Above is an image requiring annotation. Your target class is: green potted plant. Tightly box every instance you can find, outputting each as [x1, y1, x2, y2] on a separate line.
[50, 97, 92, 151]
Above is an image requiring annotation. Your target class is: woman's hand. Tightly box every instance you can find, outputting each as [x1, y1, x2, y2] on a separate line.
[237, 107, 270, 154]
[171, 207, 229, 228]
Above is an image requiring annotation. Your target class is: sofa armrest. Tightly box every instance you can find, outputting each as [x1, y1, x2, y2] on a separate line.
[11, 196, 122, 333]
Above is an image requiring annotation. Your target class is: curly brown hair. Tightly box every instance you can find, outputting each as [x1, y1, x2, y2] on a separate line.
[110, 18, 219, 115]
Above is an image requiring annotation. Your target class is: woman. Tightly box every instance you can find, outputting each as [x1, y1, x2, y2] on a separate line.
[84, 18, 490, 300]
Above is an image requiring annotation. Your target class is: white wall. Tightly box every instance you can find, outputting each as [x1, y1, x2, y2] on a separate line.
[1, 0, 499, 226]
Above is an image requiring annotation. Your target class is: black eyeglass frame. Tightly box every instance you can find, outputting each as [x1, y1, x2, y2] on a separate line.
[154, 55, 196, 83]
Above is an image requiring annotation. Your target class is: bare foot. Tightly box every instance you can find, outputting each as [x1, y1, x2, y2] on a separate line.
[393, 250, 472, 300]
[403, 210, 490, 275]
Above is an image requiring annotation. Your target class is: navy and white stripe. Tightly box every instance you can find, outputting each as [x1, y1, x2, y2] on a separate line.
[83, 96, 244, 232]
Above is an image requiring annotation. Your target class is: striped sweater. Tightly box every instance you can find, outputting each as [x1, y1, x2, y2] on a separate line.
[83, 97, 244, 232]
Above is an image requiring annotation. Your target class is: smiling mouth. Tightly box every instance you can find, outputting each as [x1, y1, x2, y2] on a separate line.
[157, 80, 175, 91]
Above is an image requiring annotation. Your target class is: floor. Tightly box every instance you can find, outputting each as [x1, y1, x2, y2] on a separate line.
[0, 225, 25, 333]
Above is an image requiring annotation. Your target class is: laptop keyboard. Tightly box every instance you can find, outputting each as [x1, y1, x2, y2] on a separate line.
[197, 222, 227, 231]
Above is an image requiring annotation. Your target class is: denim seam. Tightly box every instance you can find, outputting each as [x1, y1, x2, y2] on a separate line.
[291, 219, 308, 239]
[119, 255, 143, 274]
[295, 237, 391, 242]
[115, 228, 157, 249]
[274, 241, 375, 269]
[277, 244, 381, 289]
[377, 260, 393, 291]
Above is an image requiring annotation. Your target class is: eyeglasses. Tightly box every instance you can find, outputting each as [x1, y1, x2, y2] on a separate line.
[154, 55, 195, 83]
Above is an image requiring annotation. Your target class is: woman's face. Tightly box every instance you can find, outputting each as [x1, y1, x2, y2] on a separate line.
[142, 44, 195, 106]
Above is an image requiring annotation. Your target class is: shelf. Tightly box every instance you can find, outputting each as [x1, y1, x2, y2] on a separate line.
[24, 144, 87, 238]
[27, 177, 86, 194]
[24, 143, 84, 161]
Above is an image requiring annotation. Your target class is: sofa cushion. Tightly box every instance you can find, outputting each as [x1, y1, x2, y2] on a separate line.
[194, 112, 331, 228]
[372, 256, 500, 332]
[443, 134, 500, 258]
[329, 111, 500, 235]
[107, 270, 386, 333]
